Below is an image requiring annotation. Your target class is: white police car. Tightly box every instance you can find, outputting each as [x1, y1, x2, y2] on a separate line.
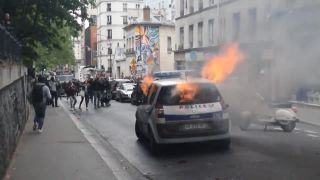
[135, 78, 230, 154]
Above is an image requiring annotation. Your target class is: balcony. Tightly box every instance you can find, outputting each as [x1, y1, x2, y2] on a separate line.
[178, 44, 184, 50]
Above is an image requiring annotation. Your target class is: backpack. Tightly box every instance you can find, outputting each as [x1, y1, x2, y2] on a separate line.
[32, 85, 44, 103]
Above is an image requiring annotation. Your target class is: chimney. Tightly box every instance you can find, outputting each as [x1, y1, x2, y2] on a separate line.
[143, 6, 151, 22]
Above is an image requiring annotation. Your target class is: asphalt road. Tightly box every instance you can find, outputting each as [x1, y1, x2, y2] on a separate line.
[67, 100, 320, 180]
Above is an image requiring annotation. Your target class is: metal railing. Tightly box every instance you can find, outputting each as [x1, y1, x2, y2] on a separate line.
[0, 24, 21, 62]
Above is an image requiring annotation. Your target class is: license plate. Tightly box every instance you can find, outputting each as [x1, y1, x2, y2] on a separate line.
[182, 123, 208, 131]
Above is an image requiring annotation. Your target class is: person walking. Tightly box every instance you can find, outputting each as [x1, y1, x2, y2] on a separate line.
[29, 76, 52, 133]
[66, 81, 77, 110]
[48, 77, 59, 107]
[79, 80, 90, 110]
[92, 77, 100, 109]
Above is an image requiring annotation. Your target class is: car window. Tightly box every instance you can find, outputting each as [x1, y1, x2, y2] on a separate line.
[157, 83, 221, 105]
[147, 85, 158, 104]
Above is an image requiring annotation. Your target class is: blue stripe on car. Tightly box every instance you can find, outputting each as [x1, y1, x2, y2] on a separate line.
[164, 112, 223, 121]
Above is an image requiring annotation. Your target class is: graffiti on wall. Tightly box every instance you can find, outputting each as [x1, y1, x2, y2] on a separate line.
[134, 25, 160, 75]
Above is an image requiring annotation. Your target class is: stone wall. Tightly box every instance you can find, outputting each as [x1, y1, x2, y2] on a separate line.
[0, 76, 28, 179]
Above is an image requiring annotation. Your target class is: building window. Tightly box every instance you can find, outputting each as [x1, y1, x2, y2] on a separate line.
[167, 37, 172, 53]
[198, 22, 203, 47]
[107, 29, 112, 39]
[199, 0, 203, 10]
[107, 3, 111, 12]
[179, 27, 184, 49]
[136, 4, 140, 9]
[123, 16, 128, 25]
[248, 8, 257, 38]
[123, 3, 127, 11]
[209, 0, 215, 5]
[233, 12, 241, 40]
[189, 25, 194, 48]
[180, 0, 184, 16]
[107, 15, 112, 24]
[189, 0, 194, 13]
[208, 19, 214, 44]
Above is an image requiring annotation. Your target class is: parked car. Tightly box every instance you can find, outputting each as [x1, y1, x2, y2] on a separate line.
[110, 79, 132, 99]
[115, 83, 135, 102]
[135, 78, 231, 154]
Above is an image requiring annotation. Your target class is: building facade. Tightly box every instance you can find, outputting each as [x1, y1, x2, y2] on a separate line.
[174, 0, 320, 101]
[85, 26, 97, 66]
[121, 7, 175, 78]
[96, 0, 144, 77]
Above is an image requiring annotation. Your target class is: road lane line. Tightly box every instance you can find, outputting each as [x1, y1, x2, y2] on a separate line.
[304, 130, 319, 134]
[306, 134, 319, 138]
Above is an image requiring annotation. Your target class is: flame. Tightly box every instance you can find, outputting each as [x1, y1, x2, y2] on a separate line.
[141, 75, 154, 96]
[176, 83, 199, 103]
[202, 43, 245, 84]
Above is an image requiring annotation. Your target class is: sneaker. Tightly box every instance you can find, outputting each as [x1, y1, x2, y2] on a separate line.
[38, 129, 43, 133]
[33, 123, 37, 131]
[86, 107, 88, 111]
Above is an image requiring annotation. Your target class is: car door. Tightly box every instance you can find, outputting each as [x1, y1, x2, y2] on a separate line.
[138, 84, 158, 134]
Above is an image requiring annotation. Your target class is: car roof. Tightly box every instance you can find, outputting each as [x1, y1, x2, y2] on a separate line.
[114, 79, 131, 82]
[153, 78, 215, 87]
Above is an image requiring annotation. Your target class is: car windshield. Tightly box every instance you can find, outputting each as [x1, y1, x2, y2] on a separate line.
[123, 83, 134, 91]
[157, 83, 221, 105]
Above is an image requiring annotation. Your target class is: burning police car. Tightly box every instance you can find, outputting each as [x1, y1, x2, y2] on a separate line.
[135, 78, 230, 154]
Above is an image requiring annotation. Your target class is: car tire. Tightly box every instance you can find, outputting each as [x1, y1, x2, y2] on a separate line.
[281, 121, 296, 132]
[148, 126, 161, 155]
[240, 111, 253, 131]
[218, 138, 231, 150]
[135, 120, 144, 140]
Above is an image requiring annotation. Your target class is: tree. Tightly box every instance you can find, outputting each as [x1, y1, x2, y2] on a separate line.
[0, 0, 95, 66]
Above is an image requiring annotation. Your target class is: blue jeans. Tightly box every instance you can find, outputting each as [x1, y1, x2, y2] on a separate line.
[33, 103, 47, 129]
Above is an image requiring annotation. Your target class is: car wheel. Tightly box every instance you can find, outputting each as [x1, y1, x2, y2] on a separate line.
[148, 126, 161, 155]
[135, 120, 144, 140]
[281, 121, 296, 132]
[218, 138, 231, 150]
[240, 111, 253, 131]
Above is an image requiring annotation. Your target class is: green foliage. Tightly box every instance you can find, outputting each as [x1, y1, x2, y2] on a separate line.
[0, 0, 95, 66]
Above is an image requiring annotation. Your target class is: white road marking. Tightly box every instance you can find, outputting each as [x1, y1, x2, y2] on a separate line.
[304, 130, 319, 134]
[306, 134, 319, 138]
[272, 127, 282, 130]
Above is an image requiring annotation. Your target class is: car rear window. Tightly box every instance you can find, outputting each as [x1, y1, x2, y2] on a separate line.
[157, 83, 221, 105]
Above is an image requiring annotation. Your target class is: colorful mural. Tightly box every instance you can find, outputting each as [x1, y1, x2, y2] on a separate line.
[134, 25, 160, 75]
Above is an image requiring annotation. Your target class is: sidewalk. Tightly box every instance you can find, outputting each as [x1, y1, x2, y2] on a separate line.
[5, 105, 117, 180]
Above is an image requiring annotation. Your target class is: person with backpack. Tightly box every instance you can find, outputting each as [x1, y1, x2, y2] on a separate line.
[29, 75, 52, 133]
[48, 77, 59, 107]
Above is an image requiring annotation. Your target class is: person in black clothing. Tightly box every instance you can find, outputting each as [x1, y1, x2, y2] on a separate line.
[101, 78, 111, 107]
[92, 77, 100, 108]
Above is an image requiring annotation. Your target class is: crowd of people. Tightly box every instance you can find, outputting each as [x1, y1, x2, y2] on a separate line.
[63, 76, 111, 111]
[28, 75, 113, 133]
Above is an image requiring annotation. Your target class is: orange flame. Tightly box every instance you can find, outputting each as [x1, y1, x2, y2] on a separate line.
[175, 83, 199, 103]
[141, 75, 154, 96]
[202, 43, 245, 84]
